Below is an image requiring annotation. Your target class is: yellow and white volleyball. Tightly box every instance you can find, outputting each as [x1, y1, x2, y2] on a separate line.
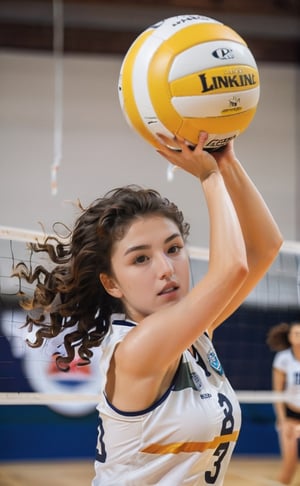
[118, 14, 260, 151]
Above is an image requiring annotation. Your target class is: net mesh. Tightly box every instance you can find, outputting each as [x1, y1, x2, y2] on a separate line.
[0, 225, 299, 405]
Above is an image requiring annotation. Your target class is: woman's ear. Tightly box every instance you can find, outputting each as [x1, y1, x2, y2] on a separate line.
[99, 273, 123, 299]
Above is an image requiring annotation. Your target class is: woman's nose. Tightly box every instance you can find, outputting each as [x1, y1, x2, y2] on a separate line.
[156, 254, 174, 279]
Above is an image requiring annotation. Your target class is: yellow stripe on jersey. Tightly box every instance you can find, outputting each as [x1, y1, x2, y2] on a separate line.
[141, 430, 239, 455]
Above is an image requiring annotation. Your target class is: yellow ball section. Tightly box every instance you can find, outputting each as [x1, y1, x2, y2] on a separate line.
[119, 27, 159, 148]
[176, 107, 258, 147]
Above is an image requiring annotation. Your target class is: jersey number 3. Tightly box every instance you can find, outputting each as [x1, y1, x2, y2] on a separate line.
[205, 393, 235, 484]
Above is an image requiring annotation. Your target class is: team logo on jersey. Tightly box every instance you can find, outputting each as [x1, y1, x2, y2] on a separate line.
[207, 349, 224, 376]
[191, 371, 202, 391]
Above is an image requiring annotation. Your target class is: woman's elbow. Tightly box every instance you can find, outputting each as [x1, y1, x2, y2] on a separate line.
[227, 258, 249, 289]
[262, 232, 284, 268]
[236, 259, 249, 282]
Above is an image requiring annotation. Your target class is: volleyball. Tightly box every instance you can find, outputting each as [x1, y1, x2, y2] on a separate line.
[118, 14, 260, 151]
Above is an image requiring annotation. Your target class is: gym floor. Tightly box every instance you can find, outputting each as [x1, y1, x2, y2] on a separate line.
[0, 457, 300, 486]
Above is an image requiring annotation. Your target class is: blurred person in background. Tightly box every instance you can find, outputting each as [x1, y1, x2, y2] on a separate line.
[267, 321, 300, 485]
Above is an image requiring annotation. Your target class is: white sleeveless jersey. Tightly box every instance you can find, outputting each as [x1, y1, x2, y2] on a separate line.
[273, 348, 300, 408]
[92, 318, 241, 486]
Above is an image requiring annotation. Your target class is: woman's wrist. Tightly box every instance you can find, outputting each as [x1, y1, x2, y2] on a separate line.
[199, 169, 219, 183]
[218, 155, 240, 175]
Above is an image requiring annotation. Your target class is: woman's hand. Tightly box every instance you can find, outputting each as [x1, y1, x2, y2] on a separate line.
[156, 131, 219, 182]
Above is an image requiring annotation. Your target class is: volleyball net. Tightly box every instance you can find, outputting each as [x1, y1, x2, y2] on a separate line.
[0, 224, 300, 408]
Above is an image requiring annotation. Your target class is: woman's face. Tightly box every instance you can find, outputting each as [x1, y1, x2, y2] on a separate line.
[289, 324, 300, 347]
[103, 215, 190, 323]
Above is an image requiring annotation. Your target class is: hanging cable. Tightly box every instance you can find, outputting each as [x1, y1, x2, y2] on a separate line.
[51, 0, 64, 195]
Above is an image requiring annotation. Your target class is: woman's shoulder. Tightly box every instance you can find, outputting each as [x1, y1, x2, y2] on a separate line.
[102, 315, 136, 346]
[273, 348, 292, 368]
[275, 348, 291, 357]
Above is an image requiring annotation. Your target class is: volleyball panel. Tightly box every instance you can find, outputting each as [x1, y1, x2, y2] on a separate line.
[171, 89, 259, 118]
[118, 28, 160, 148]
[168, 40, 256, 81]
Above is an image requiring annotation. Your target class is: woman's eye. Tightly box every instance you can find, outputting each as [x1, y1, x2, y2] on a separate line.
[134, 255, 148, 264]
[168, 245, 182, 254]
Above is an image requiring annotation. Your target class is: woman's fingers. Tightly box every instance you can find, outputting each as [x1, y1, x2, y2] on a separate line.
[156, 132, 208, 153]
[155, 131, 220, 181]
[194, 131, 209, 152]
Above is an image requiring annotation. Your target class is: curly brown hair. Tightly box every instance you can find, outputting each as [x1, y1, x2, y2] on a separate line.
[14, 185, 190, 370]
[266, 321, 300, 352]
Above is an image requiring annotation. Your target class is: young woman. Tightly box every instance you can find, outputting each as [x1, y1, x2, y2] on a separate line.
[267, 321, 300, 485]
[17, 132, 282, 485]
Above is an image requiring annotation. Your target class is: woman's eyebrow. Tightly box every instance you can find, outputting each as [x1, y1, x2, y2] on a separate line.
[124, 244, 150, 256]
[165, 232, 181, 244]
[124, 233, 181, 256]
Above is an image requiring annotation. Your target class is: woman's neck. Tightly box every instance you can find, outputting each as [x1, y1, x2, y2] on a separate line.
[292, 346, 300, 360]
